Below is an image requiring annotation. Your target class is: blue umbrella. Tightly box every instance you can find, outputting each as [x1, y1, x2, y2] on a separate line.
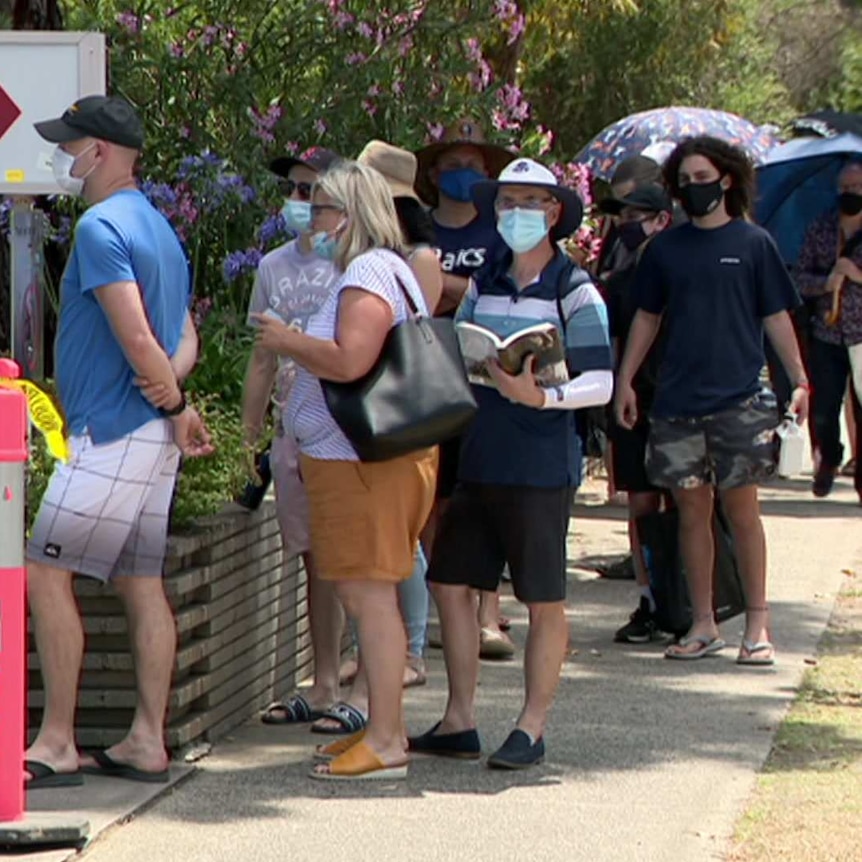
[577, 106, 776, 182]
[755, 133, 862, 265]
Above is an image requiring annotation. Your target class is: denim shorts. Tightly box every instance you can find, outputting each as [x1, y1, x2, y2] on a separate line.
[646, 390, 778, 491]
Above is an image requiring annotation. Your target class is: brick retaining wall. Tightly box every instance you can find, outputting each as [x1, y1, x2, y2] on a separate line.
[27, 501, 312, 751]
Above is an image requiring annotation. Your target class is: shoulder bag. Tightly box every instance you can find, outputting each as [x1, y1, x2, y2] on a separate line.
[321, 271, 477, 462]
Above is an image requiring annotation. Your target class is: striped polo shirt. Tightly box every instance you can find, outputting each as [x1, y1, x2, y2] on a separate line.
[456, 249, 612, 487]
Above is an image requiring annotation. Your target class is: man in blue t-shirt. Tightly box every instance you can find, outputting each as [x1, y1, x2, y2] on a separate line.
[24, 96, 210, 789]
[413, 159, 613, 769]
[615, 136, 808, 666]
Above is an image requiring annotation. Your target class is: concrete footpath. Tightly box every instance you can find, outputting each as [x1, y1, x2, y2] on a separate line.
[18, 476, 862, 862]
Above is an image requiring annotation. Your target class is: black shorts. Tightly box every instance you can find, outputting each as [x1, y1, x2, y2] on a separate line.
[436, 436, 461, 500]
[426, 482, 572, 604]
[610, 418, 659, 493]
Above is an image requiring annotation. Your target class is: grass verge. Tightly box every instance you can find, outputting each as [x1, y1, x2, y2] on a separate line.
[730, 571, 862, 862]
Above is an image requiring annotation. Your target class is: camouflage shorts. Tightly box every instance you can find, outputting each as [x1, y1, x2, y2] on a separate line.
[646, 390, 778, 491]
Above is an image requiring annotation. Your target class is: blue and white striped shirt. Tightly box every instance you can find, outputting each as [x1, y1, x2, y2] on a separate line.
[456, 249, 612, 487]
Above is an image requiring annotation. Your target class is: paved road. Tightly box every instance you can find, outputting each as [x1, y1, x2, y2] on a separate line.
[57, 478, 862, 862]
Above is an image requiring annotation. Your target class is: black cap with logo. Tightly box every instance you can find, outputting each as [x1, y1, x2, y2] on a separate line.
[599, 183, 673, 216]
[34, 95, 145, 150]
[269, 146, 341, 178]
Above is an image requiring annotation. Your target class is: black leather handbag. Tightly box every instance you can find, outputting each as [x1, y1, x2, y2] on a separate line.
[321, 275, 477, 462]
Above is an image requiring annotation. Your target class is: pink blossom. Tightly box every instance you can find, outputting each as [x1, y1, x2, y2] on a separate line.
[392, 81, 405, 96]
[179, 126, 191, 139]
[398, 36, 414, 57]
[362, 100, 378, 117]
[115, 11, 140, 34]
[367, 84, 381, 97]
[169, 42, 185, 59]
[537, 125, 554, 156]
[284, 141, 300, 155]
[314, 119, 328, 136]
[333, 10, 354, 29]
[465, 38, 483, 64]
[426, 122, 445, 142]
[357, 21, 374, 38]
[346, 52, 367, 65]
[507, 13, 525, 44]
[202, 25, 219, 47]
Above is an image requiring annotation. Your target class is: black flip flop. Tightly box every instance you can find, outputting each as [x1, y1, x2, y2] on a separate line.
[310, 701, 367, 736]
[81, 749, 170, 783]
[25, 759, 84, 790]
[261, 693, 326, 725]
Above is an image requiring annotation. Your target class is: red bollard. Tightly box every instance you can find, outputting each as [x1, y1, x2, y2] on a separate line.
[0, 358, 28, 822]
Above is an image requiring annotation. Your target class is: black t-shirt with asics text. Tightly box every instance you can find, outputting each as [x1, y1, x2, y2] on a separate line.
[433, 213, 505, 279]
[634, 219, 799, 419]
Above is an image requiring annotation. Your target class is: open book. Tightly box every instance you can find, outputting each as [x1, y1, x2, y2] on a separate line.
[455, 320, 569, 387]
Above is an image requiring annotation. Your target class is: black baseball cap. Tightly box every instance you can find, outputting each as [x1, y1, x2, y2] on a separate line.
[269, 146, 341, 178]
[34, 95, 145, 150]
[599, 183, 672, 216]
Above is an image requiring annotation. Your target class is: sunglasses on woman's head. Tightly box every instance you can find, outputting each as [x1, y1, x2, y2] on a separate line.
[282, 180, 313, 200]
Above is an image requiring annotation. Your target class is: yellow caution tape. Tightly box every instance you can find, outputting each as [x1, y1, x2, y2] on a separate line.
[0, 378, 70, 463]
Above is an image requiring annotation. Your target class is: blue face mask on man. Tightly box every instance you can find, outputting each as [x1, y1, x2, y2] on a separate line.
[496, 208, 549, 254]
[437, 168, 486, 203]
[281, 200, 312, 233]
[311, 230, 339, 261]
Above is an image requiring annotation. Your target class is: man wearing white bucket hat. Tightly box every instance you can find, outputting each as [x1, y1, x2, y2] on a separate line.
[413, 158, 614, 769]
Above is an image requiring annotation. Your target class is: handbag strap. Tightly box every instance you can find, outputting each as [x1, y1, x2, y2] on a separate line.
[392, 272, 424, 319]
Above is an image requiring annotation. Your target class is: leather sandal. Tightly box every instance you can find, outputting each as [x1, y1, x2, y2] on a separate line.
[309, 740, 408, 781]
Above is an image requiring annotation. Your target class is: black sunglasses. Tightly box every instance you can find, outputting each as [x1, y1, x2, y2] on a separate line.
[282, 180, 313, 201]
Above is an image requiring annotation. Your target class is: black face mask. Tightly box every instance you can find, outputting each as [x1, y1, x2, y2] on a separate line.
[678, 179, 725, 219]
[617, 220, 649, 251]
[838, 192, 862, 217]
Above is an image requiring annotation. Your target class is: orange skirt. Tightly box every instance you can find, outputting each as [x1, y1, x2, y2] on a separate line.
[299, 447, 438, 582]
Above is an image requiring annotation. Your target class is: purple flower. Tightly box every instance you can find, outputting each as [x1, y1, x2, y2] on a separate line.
[362, 99, 378, 117]
[357, 21, 374, 38]
[313, 118, 328, 136]
[426, 122, 445, 141]
[346, 52, 367, 65]
[259, 213, 287, 245]
[170, 42, 184, 58]
[115, 11, 140, 34]
[222, 248, 263, 284]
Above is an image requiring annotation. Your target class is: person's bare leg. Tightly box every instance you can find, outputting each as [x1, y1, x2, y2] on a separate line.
[431, 582, 480, 732]
[94, 576, 175, 772]
[516, 601, 568, 740]
[24, 561, 84, 777]
[314, 580, 405, 772]
[718, 483, 772, 655]
[665, 484, 719, 656]
[478, 588, 508, 634]
[304, 552, 344, 706]
[628, 491, 663, 587]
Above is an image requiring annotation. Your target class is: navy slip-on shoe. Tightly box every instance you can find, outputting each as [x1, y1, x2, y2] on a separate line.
[408, 721, 481, 760]
[487, 729, 545, 770]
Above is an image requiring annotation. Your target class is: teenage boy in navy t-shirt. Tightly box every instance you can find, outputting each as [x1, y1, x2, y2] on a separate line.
[614, 136, 808, 666]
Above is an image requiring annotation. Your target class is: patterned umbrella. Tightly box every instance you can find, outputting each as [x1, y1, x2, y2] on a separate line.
[577, 106, 777, 182]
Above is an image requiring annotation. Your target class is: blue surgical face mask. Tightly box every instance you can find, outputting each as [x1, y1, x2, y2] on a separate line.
[281, 199, 312, 233]
[437, 168, 485, 203]
[311, 230, 338, 261]
[496, 208, 549, 253]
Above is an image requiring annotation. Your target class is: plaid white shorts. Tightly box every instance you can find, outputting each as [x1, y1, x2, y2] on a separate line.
[27, 418, 180, 581]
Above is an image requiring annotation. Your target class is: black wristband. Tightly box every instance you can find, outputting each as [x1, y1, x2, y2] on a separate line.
[160, 390, 187, 417]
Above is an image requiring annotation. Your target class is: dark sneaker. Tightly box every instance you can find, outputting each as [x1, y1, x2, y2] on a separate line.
[614, 597, 659, 644]
[812, 465, 836, 498]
